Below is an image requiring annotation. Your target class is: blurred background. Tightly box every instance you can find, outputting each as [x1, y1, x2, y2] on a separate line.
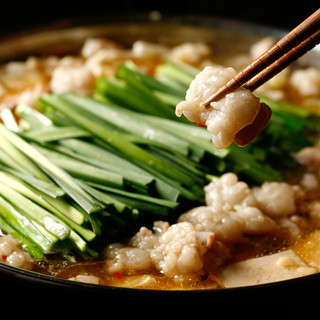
[0, 1, 318, 36]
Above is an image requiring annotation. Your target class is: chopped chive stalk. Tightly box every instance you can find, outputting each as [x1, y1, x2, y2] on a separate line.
[37, 94, 195, 187]
[62, 92, 190, 156]
[155, 61, 197, 88]
[59, 138, 154, 185]
[0, 180, 70, 240]
[0, 108, 19, 132]
[0, 133, 49, 181]
[15, 104, 53, 129]
[0, 171, 95, 244]
[0, 195, 54, 253]
[53, 142, 152, 190]
[0, 215, 44, 259]
[0, 124, 102, 214]
[24, 126, 90, 142]
[33, 144, 125, 189]
[0, 164, 64, 198]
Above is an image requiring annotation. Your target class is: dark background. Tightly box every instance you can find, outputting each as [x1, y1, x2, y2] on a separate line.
[0, 1, 319, 36]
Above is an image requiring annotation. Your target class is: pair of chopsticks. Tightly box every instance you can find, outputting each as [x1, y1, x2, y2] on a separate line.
[203, 8, 320, 107]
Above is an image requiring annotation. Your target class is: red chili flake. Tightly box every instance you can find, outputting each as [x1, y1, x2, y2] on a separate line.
[112, 272, 122, 280]
[84, 260, 95, 265]
[197, 123, 206, 127]
[2, 255, 7, 261]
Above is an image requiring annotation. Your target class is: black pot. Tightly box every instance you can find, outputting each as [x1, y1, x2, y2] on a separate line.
[0, 14, 319, 316]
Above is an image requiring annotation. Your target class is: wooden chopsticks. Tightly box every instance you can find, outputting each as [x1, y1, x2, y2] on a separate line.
[203, 8, 320, 107]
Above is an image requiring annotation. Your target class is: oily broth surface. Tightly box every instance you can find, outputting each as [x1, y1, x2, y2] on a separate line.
[33, 255, 220, 289]
[32, 226, 311, 289]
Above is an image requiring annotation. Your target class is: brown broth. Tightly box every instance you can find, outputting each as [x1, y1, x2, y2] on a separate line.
[33, 255, 221, 289]
[32, 225, 308, 290]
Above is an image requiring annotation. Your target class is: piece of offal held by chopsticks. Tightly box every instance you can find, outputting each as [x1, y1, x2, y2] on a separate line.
[176, 8, 320, 149]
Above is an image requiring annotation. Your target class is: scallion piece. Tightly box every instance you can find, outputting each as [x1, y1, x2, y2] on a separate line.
[37, 94, 195, 188]
[0, 215, 44, 259]
[0, 124, 103, 214]
[0, 195, 54, 253]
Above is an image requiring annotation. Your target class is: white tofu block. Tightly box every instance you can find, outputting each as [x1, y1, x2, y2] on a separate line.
[217, 250, 317, 288]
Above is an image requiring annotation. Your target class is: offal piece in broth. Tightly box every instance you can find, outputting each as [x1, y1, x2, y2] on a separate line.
[103, 173, 305, 286]
[175, 66, 271, 148]
[103, 221, 215, 284]
[0, 234, 33, 270]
